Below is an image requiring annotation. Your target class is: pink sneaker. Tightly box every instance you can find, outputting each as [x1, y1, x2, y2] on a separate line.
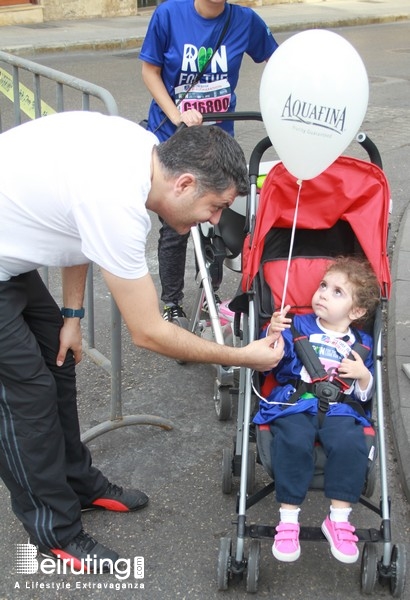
[217, 300, 235, 325]
[321, 516, 359, 563]
[272, 522, 300, 562]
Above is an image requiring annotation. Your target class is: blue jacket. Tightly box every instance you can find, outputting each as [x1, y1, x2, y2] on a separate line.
[253, 313, 374, 426]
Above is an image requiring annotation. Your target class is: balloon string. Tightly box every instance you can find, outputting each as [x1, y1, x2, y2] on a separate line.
[280, 179, 303, 313]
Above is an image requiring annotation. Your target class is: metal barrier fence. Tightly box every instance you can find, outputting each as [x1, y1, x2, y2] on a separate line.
[0, 50, 173, 442]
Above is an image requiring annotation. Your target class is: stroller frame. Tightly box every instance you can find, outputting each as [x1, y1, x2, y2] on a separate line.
[216, 134, 407, 597]
[187, 112, 269, 421]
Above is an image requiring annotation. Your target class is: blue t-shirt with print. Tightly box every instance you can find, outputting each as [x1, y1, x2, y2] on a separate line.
[139, 0, 278, 140]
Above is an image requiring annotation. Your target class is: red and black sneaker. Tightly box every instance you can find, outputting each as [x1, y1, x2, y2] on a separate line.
[83, 482, 149, 512]
[39, 529, 119, 573]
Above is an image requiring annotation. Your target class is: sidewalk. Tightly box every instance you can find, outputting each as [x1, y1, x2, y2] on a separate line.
[0, 0, 409, 56]
[0, 0, 409, 496]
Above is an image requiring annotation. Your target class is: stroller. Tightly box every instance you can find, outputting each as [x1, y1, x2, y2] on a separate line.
[187, 112, 275, 420]
[216, 133, 407, 597]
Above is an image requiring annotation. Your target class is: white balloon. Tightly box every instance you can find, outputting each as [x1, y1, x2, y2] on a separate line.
[260, 29, 369, 180]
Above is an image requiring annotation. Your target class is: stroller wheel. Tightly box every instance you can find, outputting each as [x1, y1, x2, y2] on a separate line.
[246, 539, 261, 594]
[222, 447, 233, 494]
[217, 537, 232, 591]
[389, 544, 407, 598]
[363, 459, 377, 498]
[360, 542, 378, 595]
[214, 382, 232, 421]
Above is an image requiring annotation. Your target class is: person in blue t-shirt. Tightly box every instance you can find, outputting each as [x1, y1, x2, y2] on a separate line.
[254, 257, 380, 565]
[139, 0, 278, 325]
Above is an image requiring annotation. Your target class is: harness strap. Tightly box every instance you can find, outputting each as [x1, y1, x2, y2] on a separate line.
[286, 320, 370, 417]
[292, 330, 328, 381]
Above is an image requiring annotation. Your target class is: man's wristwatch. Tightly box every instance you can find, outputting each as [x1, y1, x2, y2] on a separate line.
[61, 307, 85, 319]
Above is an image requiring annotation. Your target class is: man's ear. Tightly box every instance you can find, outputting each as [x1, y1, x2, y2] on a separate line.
[174, 173, 196, 195]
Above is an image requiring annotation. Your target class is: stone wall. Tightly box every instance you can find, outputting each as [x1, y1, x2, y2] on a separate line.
[39, 0, 303, 21]
[38, 0, 139, 21]
[0, 0, 309, 25]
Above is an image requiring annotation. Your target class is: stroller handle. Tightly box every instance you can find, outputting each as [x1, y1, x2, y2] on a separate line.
[356, 132, 383, 169]
[174, 110, 263, 134]
[202, 112, 268, 180]
[201, 111, 263, 124]
[181, 114, 383, 171]
[248, 137, 272, 179]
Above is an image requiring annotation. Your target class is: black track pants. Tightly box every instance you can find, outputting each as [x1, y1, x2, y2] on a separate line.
[0, 271, 107, 548]
[158, 218, 190, 306]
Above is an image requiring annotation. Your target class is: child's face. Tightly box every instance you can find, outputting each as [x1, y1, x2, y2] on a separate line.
[312, 270, 365, 332]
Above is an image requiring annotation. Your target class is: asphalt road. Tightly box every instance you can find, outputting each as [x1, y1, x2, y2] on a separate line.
[0, 21, 409, 600]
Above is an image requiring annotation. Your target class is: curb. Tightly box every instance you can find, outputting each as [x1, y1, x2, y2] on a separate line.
[1, 13, 409, 56]
[267, 13, 410, 33]
[387, 203, 410, 503]
[0, 37, 145, 57]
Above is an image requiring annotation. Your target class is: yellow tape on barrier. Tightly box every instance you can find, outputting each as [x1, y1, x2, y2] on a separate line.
[0, 66, 55, 119]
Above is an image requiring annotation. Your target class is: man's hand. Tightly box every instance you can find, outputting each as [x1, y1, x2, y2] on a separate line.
[57, 318, 83, 366]
[59, 264, 88, 366]
[244, 332, 285, 372]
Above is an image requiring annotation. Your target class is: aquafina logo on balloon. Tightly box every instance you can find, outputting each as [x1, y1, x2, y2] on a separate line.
[259, 29, 369, 180]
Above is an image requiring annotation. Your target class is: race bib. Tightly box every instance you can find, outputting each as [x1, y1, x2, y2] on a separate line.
[175, 79, 231, 114]
[300, 333, 353, 385]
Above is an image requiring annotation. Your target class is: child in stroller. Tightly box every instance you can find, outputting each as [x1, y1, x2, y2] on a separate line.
[254, 256, 380, 564]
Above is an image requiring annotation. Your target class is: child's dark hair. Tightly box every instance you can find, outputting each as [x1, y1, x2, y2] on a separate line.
[325, 256, 380, 323]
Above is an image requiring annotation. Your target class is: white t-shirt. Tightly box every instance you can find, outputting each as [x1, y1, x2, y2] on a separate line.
[0, 111, 158, 281]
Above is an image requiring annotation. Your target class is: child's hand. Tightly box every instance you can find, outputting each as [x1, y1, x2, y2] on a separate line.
[270, 305, 292, 333]
[338, 350, 371, 390]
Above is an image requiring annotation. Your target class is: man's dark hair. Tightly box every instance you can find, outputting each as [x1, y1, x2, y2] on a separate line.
[156, 125, 250, 197]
